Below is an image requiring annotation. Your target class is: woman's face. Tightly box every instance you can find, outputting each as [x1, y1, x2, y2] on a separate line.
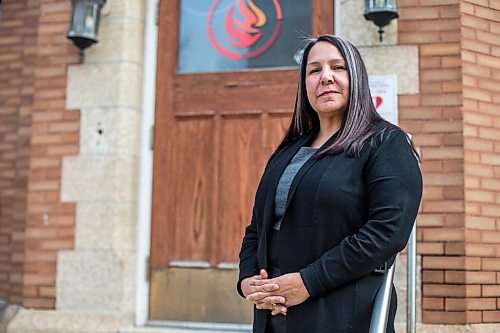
[305, 41, 350, 118]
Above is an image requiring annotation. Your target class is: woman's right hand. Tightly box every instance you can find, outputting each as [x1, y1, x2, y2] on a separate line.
[241, 269, 274, 297]
[242, 269, 287, 315]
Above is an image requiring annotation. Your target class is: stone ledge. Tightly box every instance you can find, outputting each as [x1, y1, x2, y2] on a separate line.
[1, 305, 21, 333]
[470, 324, 500, 333]
[6, 309, 132, 333]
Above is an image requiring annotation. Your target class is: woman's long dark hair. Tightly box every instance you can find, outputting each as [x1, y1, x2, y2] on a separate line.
[278, 35, 391, 157]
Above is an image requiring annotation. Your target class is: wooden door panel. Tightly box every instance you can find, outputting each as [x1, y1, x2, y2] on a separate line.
[217, 115, 266, 262]
[266, 113, 292, 151]
[168, 118, 215, 262]
[312, 0, 334, 35]
[174, 70, 298, 88]
[173, 71, 297, 114]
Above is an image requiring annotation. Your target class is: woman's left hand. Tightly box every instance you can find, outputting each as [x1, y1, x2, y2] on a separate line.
[255, 302, 288, 316]
[248, 272, 310, 307]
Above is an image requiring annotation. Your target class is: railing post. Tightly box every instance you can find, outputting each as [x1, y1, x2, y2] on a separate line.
[369, 261, 396, 333]
[370, 220, 418, 333]
[407, 222, 417, 333]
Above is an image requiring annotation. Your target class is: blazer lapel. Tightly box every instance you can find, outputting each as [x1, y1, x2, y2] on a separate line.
[261, 130, 317, 232]
[284, 130, 340, 211]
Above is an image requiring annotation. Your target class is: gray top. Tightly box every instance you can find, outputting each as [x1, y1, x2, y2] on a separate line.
[273, 146, 317, 230]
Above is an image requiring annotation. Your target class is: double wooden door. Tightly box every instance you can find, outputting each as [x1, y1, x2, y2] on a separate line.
[150, 0, 334, 324]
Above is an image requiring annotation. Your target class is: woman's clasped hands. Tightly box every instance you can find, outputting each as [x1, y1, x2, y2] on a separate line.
[241, 269, 310, 316]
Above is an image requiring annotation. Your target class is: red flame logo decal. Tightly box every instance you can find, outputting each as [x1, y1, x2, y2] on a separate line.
[207, 0, 283, 60]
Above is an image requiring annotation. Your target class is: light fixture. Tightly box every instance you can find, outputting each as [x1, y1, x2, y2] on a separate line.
[67, 0, 107, 61]
[364, 0, 399, 42]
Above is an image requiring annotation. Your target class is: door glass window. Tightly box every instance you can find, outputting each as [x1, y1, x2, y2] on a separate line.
[178, 0, 311, 73]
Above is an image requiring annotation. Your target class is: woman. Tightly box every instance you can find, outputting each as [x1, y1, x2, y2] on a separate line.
[237, 35, 422, 333]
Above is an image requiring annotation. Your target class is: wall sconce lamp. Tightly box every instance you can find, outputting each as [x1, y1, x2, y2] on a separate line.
[67, 0, 107, 62]
[364, 0, 399, 42]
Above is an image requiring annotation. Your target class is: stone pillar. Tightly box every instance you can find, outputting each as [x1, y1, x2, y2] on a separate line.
[58, 0, 145, 317]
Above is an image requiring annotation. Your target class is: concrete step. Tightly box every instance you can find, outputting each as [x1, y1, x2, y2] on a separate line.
[6, 309, 131, 333]
[121, 323, 499, 333]
[119, 327, 246, 333]
[0, 305, 21, 333]
[119, 322, 251, 333]
[5, 309, 500, 333]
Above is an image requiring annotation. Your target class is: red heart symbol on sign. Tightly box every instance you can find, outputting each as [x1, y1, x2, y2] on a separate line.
[374, 96, 383, 108]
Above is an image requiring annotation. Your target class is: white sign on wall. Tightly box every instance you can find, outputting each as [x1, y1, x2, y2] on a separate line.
[368, 75, 398, 126]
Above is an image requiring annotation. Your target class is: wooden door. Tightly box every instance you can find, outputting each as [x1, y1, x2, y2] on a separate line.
[150, 0, 334, 324]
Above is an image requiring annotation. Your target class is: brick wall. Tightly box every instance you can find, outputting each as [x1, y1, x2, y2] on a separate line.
[0, 0, 79, 309]
[22, 0, 79, 309]
[398, 0, 469, 324]
[461, 0, 500, 324]
[399, 0, 500, 325]
[0, 0, 40, 305]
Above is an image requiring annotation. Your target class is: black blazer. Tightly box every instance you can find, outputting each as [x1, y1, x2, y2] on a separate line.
[238, 122, 422, 333]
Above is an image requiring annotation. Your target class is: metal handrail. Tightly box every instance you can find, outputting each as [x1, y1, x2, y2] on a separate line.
[369, 259, 396, 333]
[369, 223, 417, 333]
[407, 223, 417, 333]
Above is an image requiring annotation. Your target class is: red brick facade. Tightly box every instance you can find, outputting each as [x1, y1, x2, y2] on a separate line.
[398, 0, 500, 325]
[0, 0, 79, 309]
[398, 0, 467, 324]
[0, 0, 40, 305]
[461, 0, 500, 324]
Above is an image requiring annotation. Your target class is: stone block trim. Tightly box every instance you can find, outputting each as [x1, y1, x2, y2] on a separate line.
[0, 0, 40, 305]
[56, 251, 136, 314]
[340, 0, 398, 46]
